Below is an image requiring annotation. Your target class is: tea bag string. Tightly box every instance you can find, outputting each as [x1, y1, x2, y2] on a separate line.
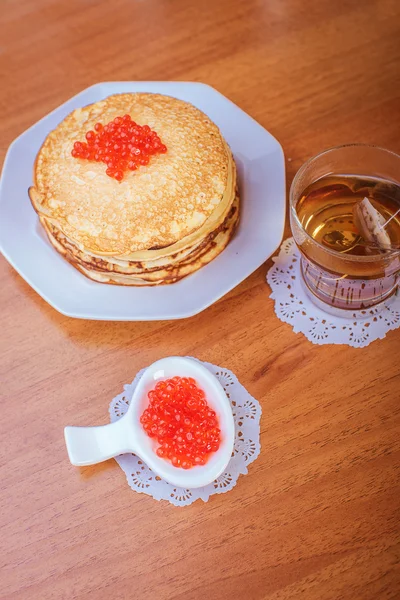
[375, 205, 400, 251]
[379, 207, 400, 231]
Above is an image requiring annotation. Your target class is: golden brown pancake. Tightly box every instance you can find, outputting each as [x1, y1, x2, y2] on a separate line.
[29, 92, 239, 286]
[30, 145, 236, 261]
[41, 192, 239, 285]
[31, 93, 231, 255]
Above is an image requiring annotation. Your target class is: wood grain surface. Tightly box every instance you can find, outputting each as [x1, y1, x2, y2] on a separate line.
[1, 1, 400, 599]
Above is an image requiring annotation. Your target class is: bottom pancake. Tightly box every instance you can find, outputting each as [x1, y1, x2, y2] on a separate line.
[42, 192, 240, 285]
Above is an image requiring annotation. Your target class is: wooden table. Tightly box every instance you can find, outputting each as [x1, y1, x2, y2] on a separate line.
[1, 1, 399, 598]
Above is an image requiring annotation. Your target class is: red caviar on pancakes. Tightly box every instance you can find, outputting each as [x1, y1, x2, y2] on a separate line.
[71, 114, 167, 181]
[140, 376, 221, 469]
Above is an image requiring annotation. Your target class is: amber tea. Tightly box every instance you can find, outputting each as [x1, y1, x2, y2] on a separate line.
[292, 174, 400, 310]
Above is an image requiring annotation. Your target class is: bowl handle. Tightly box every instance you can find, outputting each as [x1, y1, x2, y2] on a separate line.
[64, 415, 135, 466]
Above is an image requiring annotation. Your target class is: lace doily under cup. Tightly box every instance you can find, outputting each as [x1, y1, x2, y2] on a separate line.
[267, 238, 400, 348]
[109, 359, 261, 507]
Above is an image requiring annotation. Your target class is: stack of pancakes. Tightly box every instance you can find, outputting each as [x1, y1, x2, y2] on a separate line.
[29, 93, 239, 285]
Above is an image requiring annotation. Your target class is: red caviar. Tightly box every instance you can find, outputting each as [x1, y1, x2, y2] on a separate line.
[140, 376, 221, 469]
[71, 114, 167, 181]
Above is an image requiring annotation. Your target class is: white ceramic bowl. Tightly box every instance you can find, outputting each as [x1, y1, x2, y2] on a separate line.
[64, 357, 235, 488]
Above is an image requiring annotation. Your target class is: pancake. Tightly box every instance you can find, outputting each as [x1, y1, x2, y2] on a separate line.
[30, 145, 236, 262]
[31, 93, 231, 256]
[47, 192, 240, 286]
[29, 92, 239, 286]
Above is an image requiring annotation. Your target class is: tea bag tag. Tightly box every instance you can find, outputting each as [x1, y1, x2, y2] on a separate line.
[353, 197, 392, 250]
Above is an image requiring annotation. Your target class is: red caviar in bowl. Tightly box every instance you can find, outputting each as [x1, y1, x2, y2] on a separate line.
[71, 114, 167, 181]
[140, 377, 221, 469]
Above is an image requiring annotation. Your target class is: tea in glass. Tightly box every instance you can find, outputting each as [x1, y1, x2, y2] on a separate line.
[290, 145, 400, 312]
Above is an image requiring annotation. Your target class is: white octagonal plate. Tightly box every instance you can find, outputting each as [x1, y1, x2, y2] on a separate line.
[0, 82, 285, 320]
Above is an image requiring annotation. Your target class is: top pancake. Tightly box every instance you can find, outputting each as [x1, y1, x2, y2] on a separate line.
[33, 93, 230, 255]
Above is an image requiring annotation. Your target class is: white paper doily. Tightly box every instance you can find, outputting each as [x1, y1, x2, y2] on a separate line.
[267, 238, 400, 348]
[109, 359, 261, 506]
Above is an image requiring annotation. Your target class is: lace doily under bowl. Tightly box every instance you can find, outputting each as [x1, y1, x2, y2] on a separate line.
[267, 238, 400, 348]
[109, 359, 262, 507]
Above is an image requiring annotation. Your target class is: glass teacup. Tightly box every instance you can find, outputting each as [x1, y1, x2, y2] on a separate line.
[290, 144, 400, 314]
